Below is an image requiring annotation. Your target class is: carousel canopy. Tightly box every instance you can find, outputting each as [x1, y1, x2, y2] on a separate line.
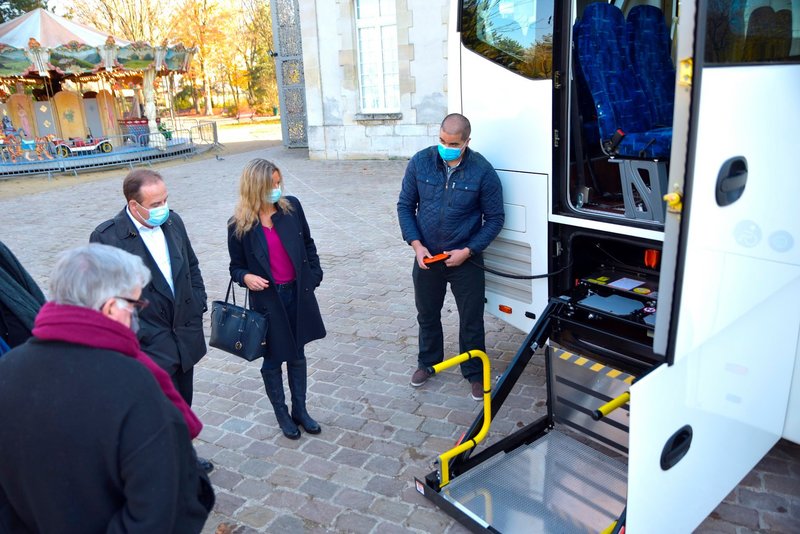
[0, 8, 194, 79]
[0, 8, 131, 48]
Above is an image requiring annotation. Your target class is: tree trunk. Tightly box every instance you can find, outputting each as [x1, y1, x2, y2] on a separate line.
[203, 75, 212, 116]
[191, 82, 200, 114]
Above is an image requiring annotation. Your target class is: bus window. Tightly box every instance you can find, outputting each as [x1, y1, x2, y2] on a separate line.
[705, 1, 798, 64]
[461, 0, 555, 79]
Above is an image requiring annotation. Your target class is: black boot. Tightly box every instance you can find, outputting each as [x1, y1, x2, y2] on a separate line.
[261, 368, 300, 440]
[287, 359, 321, 434]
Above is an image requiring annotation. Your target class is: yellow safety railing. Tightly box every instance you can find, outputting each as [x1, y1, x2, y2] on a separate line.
[430, 350, 492, 487]
[592, 391, 630, 421]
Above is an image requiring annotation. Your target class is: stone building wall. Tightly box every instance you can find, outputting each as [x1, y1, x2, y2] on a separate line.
[300, 0, 449, 160]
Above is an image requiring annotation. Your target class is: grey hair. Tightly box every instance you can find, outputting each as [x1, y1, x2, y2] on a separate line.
[49, 244, 152, 309]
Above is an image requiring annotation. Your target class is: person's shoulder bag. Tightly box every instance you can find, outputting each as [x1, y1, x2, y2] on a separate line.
[209, 279, 268, 361]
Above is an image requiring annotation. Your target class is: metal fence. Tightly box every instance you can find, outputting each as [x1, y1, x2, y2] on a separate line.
[0, 121, 220, 179]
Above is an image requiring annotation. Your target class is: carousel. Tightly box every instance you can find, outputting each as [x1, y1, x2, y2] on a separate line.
[0, 8, 197, 176]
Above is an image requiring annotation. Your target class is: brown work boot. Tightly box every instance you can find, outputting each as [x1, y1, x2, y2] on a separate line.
[411, 368, 431, 387]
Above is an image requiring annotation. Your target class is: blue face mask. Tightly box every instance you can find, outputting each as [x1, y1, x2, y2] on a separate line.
[268, 186, 282, 203]
[438, 143, 464, 162]
[141, 202, 169, 227]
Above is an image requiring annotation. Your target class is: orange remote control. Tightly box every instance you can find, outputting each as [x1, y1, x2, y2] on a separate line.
[423, 253, 450, 265]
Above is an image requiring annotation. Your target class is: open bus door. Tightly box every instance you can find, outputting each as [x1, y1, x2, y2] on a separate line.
[626, 2, 800, 531]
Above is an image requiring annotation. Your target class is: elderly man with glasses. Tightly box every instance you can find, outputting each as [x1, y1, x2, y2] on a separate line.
[0, 244, 213, 533]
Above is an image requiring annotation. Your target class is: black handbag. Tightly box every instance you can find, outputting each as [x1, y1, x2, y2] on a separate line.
[209, 279, 269, 361]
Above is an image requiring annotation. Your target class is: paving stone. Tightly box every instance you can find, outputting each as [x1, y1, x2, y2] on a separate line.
[707, 502, 760, 529]
[232, 478, 272, 500]
[242, 440, 279, 459]
[332, 488, 375, 512]
[368, 498, 413, 523]
[214, 431, 253, 451]
[233, 505, 275, 529]
[332, 447, 371, 469]
[212, 490, 247, 517]
[239, 458, 276, 479]
[263, 489, 310, 510]
[294, 499, 344, 525]
[365, 475, 407, 498]
[266, 467, 306, 490]
[764, 473, 800, 498]
[268, 514, 307, 532]
[761, 510, 800, 533]
[299, 476, 341, 500]
[203, 465, 241, 489]
[333, 512, 379, 533]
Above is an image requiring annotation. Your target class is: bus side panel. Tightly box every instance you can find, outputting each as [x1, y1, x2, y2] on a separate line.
[485, 170, 550, 331]
[458, 49, 554, 331]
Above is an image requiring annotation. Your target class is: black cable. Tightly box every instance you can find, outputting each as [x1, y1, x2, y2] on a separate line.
[469, 258, 573, 280]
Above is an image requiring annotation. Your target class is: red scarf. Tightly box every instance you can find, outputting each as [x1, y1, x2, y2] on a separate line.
[32, 301, 202, 438]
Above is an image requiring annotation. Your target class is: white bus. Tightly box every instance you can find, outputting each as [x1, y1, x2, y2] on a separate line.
[415, 1, 800, 532]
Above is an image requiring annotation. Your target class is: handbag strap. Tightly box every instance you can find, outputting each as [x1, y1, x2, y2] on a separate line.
[225, 278, 236, 306]
[225, 278, 254, 309]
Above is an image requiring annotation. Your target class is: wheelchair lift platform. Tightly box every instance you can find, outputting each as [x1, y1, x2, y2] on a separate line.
[440, 430, 626, 533]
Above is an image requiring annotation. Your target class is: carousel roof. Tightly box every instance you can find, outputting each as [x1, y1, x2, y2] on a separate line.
[0, 8, 194, 79]
[0, 8, 130, 49]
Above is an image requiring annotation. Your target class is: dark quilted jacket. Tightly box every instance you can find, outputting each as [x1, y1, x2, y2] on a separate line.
[397, 145, 504, 255]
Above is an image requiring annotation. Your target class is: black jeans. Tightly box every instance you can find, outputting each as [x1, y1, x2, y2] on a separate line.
[261, 281, 304, 371]
[412, 256, 485, 382]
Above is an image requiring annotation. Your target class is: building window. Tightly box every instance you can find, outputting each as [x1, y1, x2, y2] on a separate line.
[355, 0, 400, 112]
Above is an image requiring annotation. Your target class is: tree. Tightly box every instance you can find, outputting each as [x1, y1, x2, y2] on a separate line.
[238, 0, 277, 112]
[0, 0, 48, 23]
[61, 0, 175, 43]
[170, 0, 227, 115]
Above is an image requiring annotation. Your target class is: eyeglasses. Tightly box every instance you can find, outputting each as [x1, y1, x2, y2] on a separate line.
[114, 296, 149, 311]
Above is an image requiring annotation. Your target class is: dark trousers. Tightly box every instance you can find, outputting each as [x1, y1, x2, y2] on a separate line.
[261, 282, 304, 371]
[172, 366, 194, 406]
[412, 256, 485, 382]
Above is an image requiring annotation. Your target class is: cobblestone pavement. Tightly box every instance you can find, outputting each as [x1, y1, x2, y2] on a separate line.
[0, 144, 798, 534]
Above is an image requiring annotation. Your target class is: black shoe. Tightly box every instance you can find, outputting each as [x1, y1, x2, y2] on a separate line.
[197, 457, 214, 474]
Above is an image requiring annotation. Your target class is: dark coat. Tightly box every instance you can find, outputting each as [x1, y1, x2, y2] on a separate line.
[0, 339, 213, 533]
[90, 209, 207, 373]
[397, 146, 505, 255]
[227, 196, 325, 362]
[0, 240, 45, 349]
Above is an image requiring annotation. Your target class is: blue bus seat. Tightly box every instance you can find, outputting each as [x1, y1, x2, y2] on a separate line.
[626, 5, 676, 127]
[574, 3, 671, 222]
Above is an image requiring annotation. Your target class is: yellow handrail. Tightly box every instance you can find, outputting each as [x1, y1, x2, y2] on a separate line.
[592, 391, 630, 421]
[430, 350, 492, 487]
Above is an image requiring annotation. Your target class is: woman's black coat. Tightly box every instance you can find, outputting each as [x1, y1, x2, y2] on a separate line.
[227, 196, 325, 362]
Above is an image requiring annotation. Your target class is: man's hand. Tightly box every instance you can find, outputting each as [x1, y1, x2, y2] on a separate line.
[243, 273, 270, 291]
[411, 240, 432, 269]
[444, 248, 471, 267]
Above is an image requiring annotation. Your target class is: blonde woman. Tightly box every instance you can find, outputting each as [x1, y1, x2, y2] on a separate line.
[227, 159, 325, 439]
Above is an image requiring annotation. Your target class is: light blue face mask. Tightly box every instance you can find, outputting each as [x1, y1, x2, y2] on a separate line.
[268, 186, 282, 203]
[438, 143, 464, 162]
[141, 202, 169, 227]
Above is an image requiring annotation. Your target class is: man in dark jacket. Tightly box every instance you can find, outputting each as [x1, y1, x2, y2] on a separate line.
[0, 244, 212, 532]
[90, 168, 213, 472]
[397, 113, 505, 400]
